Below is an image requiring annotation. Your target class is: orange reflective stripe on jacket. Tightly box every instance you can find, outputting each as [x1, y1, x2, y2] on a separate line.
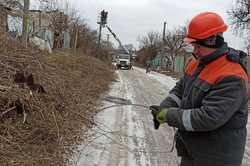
[185, 57, 199, 76]
[185, 55, 248, 84]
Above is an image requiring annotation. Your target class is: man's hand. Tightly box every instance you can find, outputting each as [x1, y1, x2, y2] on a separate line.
[149, 105, 169, 129]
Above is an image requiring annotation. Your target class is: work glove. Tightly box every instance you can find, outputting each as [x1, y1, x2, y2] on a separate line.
[149, 105, 169, 130]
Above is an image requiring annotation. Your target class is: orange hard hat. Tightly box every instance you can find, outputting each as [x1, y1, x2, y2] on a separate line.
[184, 12, 228, 43]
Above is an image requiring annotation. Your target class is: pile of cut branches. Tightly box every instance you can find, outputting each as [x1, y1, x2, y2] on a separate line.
[0, 31, 114, 165]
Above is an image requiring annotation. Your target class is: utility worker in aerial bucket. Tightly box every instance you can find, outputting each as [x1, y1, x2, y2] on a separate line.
[150, 12, 250, 166]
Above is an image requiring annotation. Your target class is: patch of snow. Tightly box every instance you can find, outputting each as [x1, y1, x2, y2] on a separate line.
[71, 70, 152, 166]
[123, 77, 150, 166]
[70, 76, 122, 166]
[30, 36, 52, 53]
[134, 67, 177, 89]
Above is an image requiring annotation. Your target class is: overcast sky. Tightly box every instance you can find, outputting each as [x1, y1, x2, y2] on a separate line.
[47, 0, 246, 50]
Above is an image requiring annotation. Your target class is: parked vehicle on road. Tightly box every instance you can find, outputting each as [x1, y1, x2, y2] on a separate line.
[116, 54, 132, 70]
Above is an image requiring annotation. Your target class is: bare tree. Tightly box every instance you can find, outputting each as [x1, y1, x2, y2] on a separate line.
[5, 0, 23, 10]
[244, 38, 250, 55]
[1, 0, 30, 46]
[36, 0, 71, 48]
[228, 0, 250, 53]
[162, 26, 186, 71]
[0, 0, 23, 32]
[137, 31, 161, 65]
[228, 0, 250, 33]
[37, 0, 84, 49]
[37, 0, 112, 58]
[38, 0, 58, 11]
[138, 31, 161, 49]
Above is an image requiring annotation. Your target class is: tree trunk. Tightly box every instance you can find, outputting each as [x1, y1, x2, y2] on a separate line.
[74, 27, 78, 55]
[22, 0, 30, 48]
[170, 54, 175, 72]
[74, 28, 78, 49]
[172, 56, 175, 72]
[0, 5, 7, 32]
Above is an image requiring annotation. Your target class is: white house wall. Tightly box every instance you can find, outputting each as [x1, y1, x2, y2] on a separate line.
[7, 15, 22, 37]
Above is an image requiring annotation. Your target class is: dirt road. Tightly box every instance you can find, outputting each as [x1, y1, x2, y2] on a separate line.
[72, 67, 250, 166]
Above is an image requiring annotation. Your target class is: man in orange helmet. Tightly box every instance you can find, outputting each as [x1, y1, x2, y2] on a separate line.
[150, 12, 249, 166]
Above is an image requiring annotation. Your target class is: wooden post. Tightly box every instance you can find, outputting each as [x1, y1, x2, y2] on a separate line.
[74, 27, 78, 55]
[97, 23, 102, 49]
[0, 5, 7, 32]
[161, 22, 167, 71]
[39, 11, 42, 28]
[22, 0, 30, 47]
[163, 22, 166, 42]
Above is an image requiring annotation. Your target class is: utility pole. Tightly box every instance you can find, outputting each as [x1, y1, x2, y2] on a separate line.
[22, 0, 30, 48]
[163, 22, 166, 42]
[106, 34, 110, 47]
[97, 22, 102, 50]
[107, 34, 110, 43]
[161, 22, 167, 70]
[97, 10, 108, 56]
[74, 26, 78, 55]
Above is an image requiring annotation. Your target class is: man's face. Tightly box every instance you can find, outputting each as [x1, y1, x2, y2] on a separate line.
[191, 43, 217, 58]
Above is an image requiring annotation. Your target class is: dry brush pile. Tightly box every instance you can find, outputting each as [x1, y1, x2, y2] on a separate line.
[0, 31, 114, 165]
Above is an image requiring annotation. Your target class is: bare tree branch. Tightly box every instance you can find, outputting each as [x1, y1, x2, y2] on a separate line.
[228, 0, 250, 34]
[137, 31, 161, 64]
[162, 26, 186, 60]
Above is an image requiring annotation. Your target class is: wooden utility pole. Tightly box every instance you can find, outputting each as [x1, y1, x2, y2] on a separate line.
[106, 34, 110, 47]
[163, 22, 166, 42]
[97, 10, 108, 56]
[22, 0, 30, 47]
[39, 11, 42, 28]
[74, 27, 78, 55]
[107, 34, 110, 43]
[161, 22, 167, 70]
[97, 23, 102, 50]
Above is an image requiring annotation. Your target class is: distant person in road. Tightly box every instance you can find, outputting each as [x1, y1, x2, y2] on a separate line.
[150, 12, 249, 166]
[146, 61, 151, 73]
[130, 60, 134, 70]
